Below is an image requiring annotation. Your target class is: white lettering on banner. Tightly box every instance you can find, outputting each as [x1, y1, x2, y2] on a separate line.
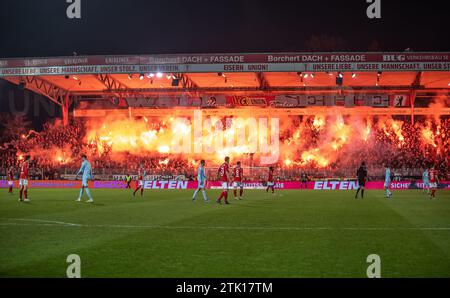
[209, 56, 244, 63]
[314, 181, 358, 190]
[181, 56, 203, 63]
[339, 181, 348, 189]
[383, 54, 406, 62]
[143, 180, 188, 189]
[24, 59, 48, 67]
[391, 182, 410, 189]
[105, 57, 130, 64]
[330, 55, 366, 62]
[64, 58, 88, 65]
[247, 64, 269, 71]
[302, 55, 323, 62]
[224, 64, 244, 71]
[314, 181, 323, 190]
[267, 55, 301, 63]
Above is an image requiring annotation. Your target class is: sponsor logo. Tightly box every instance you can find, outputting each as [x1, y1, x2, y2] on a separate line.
[143, 180, 188, 189]
[228, 96, 270, 106]
[383, 54, 406, 62]
[314, 181, 359, 190]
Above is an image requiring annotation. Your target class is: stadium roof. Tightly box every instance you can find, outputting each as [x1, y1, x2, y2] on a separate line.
[0, 52, 449, 116]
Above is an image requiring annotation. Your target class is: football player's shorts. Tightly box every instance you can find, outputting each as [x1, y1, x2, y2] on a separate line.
[198, 180, 205, 188]
[429, 182, 437, 189]
[267, 181, 274, 187]
[233, 181, 242, 188]
[221, 182, 229, 190]
[138, 180, 144, 187]
[82, 176, 89, 187]
[8, 180, 13, 186]
[19, 179, 28, 186]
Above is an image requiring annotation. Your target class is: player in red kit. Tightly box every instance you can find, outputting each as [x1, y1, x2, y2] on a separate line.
[7, 166, 14, 194]
[216, 156, 231, 205]
[133, 162, 146, 197]
[428, 165, 439, 199]
[232, 161, 244, 200]
[266, 166, 275, 195]
[19, 155, 31, 202]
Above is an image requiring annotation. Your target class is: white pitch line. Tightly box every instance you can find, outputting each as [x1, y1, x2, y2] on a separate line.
[11, 218, 82, 226]
[1, 219, 450, 231]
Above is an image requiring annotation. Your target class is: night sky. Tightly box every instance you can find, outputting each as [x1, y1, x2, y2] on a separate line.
[0, 0, 449, 58]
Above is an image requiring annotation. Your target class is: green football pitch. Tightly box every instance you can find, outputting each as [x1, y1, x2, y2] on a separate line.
[1, 188, 449, 277]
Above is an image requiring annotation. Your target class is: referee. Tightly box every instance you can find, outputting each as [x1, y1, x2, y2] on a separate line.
[355, 162, 368, 199]
[125, 174, 132, 188]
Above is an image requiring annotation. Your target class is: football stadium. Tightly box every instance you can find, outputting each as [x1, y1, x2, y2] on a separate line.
[1, 52, 449, 279]
[1, 2, 450, 287]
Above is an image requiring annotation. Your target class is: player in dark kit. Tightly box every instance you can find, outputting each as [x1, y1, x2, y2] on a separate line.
[266, 166, 275, 195]
[355, 162, 368, 199]
[125, 174, 132, 188]
[7, 166, 14, 194]
[300, 171, 308, 189]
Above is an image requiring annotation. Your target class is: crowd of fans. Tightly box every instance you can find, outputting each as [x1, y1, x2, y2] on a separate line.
[0, 115, 448, 181]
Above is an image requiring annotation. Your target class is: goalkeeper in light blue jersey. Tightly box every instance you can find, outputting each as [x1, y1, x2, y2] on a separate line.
[384, 164, 392, 199]
[75, 154, 94, 203]
[192, 160, 209, 203]
[422, 168, 430, 194]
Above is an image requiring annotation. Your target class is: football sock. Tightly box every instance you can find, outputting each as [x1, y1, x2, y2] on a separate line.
[224, 191, 228, 202]
[24, 190, 27, 199]
[240, 188, 243, 197]
[19, 188, 23, 199]
[133, 187, 140, 195]
[9, 186, 12, 193]
[140, 188, 144, 196]
[79, 188, 84, 198]
[201, 190, 208, 201]
[192, 189, 200, 199]
[85, 188, 92, 200]
[361, 189, 364, 198]
[233, 189, 237, 197]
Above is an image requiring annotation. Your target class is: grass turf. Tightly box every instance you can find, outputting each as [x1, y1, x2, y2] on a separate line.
[0, 188, 449, 277]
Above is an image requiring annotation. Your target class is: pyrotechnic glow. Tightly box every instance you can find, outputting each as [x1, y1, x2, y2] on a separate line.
[362, 121, 372, 142]
[312, 115, 325, 130]
[284, 158, 292, 166]
[422, 124, 437, 148]
[70, 109, 448, 168]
